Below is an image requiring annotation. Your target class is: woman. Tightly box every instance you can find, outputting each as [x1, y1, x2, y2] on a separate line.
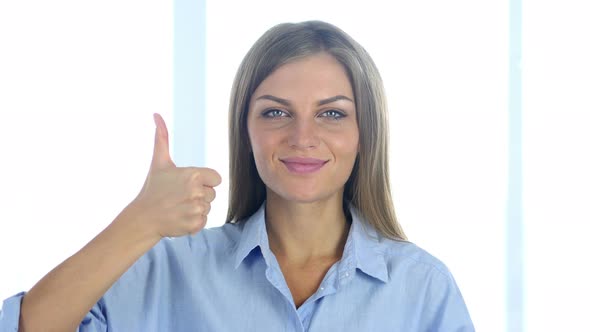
[0, 21, 474, 331]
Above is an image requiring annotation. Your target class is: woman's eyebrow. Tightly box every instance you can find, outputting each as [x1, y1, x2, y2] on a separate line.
[317, 95, 354, 106]
[255, 94, 354, 106]
[255, 95, 292, 106]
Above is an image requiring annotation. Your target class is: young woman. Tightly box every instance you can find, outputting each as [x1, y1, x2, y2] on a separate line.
[1, 21, 474, 331]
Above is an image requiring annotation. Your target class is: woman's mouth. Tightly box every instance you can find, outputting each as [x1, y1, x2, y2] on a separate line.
[280, 157, 328, 174]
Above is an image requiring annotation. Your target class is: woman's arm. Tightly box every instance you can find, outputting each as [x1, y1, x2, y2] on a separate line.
[19, 204, 160, 332]
[18, 114, 221, 332]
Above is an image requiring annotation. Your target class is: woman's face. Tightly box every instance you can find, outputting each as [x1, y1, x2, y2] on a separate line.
[247, 52, 359, 204]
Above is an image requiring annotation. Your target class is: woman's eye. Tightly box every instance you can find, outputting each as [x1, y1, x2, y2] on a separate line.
[320, 110, 346, 119]
[262, 109, 288, 118]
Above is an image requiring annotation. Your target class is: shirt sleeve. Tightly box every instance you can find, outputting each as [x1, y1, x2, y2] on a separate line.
[0, 237, 194, 332]
[0, 292, 25, 332]
[0, 292, 108, 332]
[77, 301, 107, 332]
[423, 269, 475, 332]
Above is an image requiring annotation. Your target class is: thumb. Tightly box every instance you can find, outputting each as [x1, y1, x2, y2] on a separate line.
[151, 113, 175, 169]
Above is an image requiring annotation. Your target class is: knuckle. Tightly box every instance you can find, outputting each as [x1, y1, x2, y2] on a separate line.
[187, 202, 210, 218]
[198, 188, 213, 203]
[184, 177, 196, 191]
[189, 168, 202, 181]
[188, 216, 206, 233]
[181, 168, 200, 183]
[205, 203, 211, 214]
[191, 203, 206, 216]
[191, 188, 205, 200]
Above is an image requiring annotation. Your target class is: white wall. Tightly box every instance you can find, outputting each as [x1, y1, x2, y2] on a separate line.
[0, 0, 173, 302]
[522, 0, 590, 330]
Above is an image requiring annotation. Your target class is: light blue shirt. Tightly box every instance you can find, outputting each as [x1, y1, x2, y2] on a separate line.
[0, 204, 474, 331]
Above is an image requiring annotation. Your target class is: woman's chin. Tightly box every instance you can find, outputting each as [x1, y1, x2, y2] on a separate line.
[269, 188, 339, 205]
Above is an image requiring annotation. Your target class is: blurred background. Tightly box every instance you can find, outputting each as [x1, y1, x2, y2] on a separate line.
[0, 1, 588, 331]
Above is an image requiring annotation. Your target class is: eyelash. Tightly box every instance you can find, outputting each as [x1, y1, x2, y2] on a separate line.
[261, 109, 346, 119]
[320, 110, 346, 119]
[262, 109, 289, 118]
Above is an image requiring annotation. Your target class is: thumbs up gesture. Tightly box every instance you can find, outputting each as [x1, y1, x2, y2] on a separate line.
[130, 113, 221, 239]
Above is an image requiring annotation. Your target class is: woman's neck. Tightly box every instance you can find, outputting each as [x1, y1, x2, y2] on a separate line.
[264, 191, 350, 266]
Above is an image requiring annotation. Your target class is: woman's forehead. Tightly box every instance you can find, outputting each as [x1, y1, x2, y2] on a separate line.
[251, 53, 354, 102]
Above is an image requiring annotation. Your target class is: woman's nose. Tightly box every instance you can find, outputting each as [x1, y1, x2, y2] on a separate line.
[287, 118, 320, 149]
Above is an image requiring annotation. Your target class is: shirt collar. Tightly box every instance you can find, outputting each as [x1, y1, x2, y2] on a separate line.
[233, 202, 389, 283]
[347, 206, 389, 283]
[233, 202, 270, 269]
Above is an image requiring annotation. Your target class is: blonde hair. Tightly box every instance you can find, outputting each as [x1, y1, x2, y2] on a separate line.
[226, 20, 406, 241]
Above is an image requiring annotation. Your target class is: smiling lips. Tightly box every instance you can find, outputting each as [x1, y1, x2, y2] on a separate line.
[280, 157, 328, 174]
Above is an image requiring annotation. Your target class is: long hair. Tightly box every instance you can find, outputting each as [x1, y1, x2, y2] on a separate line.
[226, 20, 406, 241]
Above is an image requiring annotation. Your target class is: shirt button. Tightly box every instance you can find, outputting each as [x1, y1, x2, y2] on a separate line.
[345, 272, 350, 277]
[320, 286, 325, 291]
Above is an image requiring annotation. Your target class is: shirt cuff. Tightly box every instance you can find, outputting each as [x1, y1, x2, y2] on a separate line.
[0, 292, 26, 332]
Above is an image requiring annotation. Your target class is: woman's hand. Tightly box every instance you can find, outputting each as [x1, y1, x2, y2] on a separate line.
[128, 113, 221, 239]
